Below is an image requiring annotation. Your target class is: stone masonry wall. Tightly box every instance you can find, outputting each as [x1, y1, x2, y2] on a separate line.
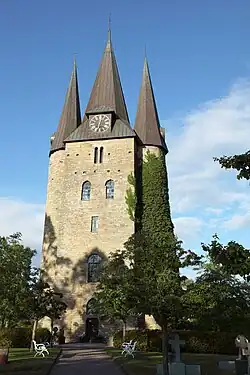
[42, 137, 135, 341]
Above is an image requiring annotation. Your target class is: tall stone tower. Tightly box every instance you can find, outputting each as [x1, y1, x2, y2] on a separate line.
[42, 32, 167, 341]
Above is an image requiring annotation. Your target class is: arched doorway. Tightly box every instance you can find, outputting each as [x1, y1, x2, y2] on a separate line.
[85, 298, 99, 342]
[85, 317, 99, 342]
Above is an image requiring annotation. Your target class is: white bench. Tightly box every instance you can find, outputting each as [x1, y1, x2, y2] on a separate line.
[32, 340, 50, 357]
[121, 340, 137, 358]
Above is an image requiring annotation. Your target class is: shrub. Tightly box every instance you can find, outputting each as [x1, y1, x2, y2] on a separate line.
[0, 330, 12, 348]
[0, 328, 31, 348]
[0, 327, 51, 348]
[35, 328, 51, 344]
[113, 329, 238, 355]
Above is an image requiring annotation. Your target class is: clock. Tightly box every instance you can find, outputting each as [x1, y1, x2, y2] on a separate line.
[89, 114, 111, 133]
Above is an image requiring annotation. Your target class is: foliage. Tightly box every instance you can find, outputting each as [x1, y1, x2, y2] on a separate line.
[0, 327, 51, 348]
[201, 234, 250, 280]
[139, 150, 174, 240]
[183, 271, 250, 332]
[125, 173, 137, 221]
[182, 234, 250, 333]
[93, 251, 135, 338]
[0, 233, 36, 328]
[113, 329, 238, 355]
[27, 277, 67, 322]
[214, 150, 250, 180]
[36, 328, 51, 344]
[0, 330, 12, 348]
[96, 150, 201, 374]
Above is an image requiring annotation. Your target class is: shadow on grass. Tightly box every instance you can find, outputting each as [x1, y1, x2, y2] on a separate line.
[0, 348, 60, 374]
[106, 349, 238, 375]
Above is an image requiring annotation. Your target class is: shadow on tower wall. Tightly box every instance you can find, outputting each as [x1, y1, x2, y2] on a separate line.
[41, 214, 108, 341]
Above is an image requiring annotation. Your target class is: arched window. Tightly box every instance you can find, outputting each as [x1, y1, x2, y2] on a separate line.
[81, 181, 91, 201]
[86, 298, 97, 315]
[87, 254, 102, 283]
[99, 147, 104, 163]
[94, 147, 98, 164]
[105, 180, 114, 199]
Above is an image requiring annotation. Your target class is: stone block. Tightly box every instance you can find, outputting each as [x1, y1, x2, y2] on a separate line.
[186, 364, 201, 375]
[218, 360, 235, 371]
[156, 362, 185, 375]
[235, 359, 248, 375]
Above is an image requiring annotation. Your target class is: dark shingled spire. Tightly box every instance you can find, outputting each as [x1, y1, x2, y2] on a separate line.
[50, 60, 81, 155]
[84, 29, 129, 122]
[65, 30, 134, 143]
[134, 58, 167, 152]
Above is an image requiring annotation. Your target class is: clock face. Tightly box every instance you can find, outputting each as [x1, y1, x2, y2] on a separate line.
[89, 114, 110, 133]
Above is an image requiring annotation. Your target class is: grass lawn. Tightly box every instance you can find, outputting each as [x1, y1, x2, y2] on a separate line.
[106, 348, 237, 375]
[0, 348, 61, 375]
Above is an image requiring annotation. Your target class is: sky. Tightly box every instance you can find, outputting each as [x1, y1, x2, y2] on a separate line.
[0, 0, 250, 272]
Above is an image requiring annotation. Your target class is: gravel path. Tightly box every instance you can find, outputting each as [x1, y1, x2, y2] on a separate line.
[50, 348, 124, 375]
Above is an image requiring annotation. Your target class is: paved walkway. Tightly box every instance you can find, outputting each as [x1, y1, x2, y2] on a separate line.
[50, 347, 124, 375]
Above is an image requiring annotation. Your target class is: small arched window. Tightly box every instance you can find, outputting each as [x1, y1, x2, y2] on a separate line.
[94, 147, 98, 164]
[86, 298, 96, 315]
[87, 254, 102, 283]
[105, 180, 114, 199]
[81, 181, 91, 201]
[99, 147, 104, 163]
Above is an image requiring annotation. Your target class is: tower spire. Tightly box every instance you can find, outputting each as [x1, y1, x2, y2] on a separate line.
[134, 57, 167, 152]
[50, 60, 81, 155]
[84, 27, 129, 122]
[108, 13, 111, 42]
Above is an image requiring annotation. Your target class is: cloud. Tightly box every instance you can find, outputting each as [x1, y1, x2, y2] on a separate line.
[165, 78, 250, 241]
[173, 217, 204, 243]
[0, 197, 45, 264]
[223, 212, 250, 230]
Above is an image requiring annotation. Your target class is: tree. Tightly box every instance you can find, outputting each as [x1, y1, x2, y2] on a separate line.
[214, 150, 250, 180]
[183, 235, 250, 332]
[96, 232, 200, 375]
[201, 234, 250, 280]
[125, 233, 201, 375]
[136, 150, 183, 374]
[93, 251, 135, 341]
[27, 277, 67, 350]
[183, 268, 250, 332]
[0, 233, 36, 328]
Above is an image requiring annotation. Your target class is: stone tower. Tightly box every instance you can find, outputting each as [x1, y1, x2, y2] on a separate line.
[41, 33, 167, 341]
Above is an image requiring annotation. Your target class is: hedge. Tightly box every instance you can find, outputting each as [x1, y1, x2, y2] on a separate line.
[114, 329, 239, 355]
[0, 327, 51, 348]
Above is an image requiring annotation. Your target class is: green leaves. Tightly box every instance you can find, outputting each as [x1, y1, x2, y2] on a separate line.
[0, 233, 36, 327]
[201, 233, 250, 280]
[214, 150, 250, 180]
[182, 235, 250, 332]
[125, 172, 137, 222]
[0, 232, 66, 329]
[93, 251, 134, 324]
[27, 278, 67, 321]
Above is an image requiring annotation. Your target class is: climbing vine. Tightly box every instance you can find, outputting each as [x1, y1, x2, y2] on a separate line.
[140, 150, 175, 248]
[125, 173, 137, 222]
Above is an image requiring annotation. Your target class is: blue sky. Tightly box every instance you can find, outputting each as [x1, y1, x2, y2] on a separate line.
[0, 0, 250, 270]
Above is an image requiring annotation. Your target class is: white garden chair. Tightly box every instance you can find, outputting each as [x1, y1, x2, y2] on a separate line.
[121, 339, 133, 350]
[32, 340, 50, 357]
[122, 341, 137, 358]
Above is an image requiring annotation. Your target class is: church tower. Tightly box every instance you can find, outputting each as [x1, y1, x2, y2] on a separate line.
[42, 31, 136, 341]
[42, 30, 168, 340]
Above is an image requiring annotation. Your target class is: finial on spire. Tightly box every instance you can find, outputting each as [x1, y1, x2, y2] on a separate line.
[108, 13, 111, 41]
[144, 44, 147, 59]
[73, 53, 77, 69]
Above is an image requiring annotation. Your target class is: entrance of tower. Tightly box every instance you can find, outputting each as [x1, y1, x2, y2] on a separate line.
[85, 318, 99, 342]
